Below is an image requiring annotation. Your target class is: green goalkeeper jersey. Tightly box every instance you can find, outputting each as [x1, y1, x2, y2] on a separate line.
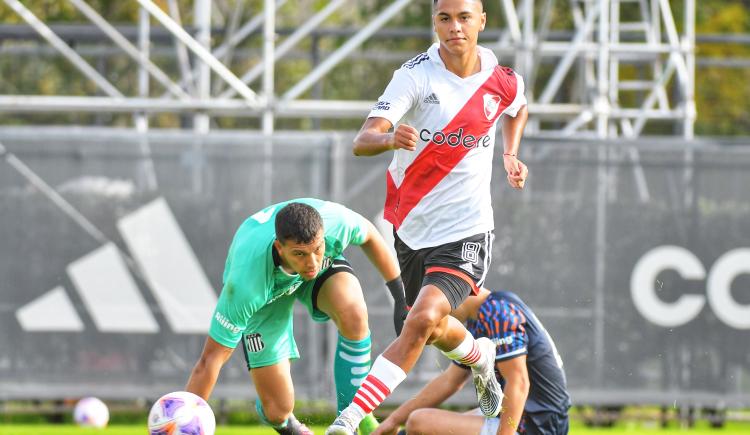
[208, 198, 369, 348]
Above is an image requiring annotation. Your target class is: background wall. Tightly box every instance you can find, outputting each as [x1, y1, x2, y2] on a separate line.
[1, 128, 748, 409]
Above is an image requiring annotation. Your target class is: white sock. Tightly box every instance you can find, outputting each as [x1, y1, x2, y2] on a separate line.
[342, 356, 406, 423]
[441, 331, 486, 370]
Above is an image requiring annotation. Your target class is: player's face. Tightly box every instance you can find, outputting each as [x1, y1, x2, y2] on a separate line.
[433, 0, 486, 55]
[275, 231, 326, 280]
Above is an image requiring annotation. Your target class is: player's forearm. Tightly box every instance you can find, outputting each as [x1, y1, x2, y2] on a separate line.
[501, 105, 528, 156]
[360, 221, 400, 281]
[392, 366, 468, 425]
[353, 130, 394, 156]
[497, 379, 529, 435]
[185, 355, 224, 401]
[386, 375, 462, 427]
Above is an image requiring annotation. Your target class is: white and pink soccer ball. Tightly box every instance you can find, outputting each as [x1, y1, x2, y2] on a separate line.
[73, 397, 110, 428]
[148, 391, 216, 435]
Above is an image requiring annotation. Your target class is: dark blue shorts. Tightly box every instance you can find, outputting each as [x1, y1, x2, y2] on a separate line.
[520, 411, 569, 435]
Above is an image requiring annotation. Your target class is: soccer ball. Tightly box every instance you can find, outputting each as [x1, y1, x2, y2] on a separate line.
[147, 391, 216, 435]
[73, 397, 109, 428]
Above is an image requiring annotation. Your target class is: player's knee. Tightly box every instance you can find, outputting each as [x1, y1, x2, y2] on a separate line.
[425, 317, 448, 345]
[405, 409, 432, 434]
[403, 307, 442, 339]
[260, 399, 294, 426]
[333, 303, 369, 339]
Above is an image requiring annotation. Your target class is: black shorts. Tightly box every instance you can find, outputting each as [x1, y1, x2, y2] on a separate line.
[394, 231, 493, 310]
[311, 258, 356, 313]
[519, 411, 570, 435]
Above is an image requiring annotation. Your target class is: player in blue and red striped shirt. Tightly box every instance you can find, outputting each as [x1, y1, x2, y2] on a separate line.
[374, 288, 571, 435]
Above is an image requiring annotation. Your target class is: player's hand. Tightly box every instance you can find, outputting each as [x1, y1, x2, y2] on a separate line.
[390, 124, 418, 152]
[386, 276, 408, 336]
[371, 418, 400, 435]
[503, 154, 528, 189]
[393, 301, 409, 337]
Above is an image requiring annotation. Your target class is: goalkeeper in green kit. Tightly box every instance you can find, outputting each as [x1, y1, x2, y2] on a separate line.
[186, 198, 408, 435]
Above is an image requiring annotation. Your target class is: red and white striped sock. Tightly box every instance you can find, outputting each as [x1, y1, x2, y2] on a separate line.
[441, 331, 486, 369]
[342, 356, 406, 423]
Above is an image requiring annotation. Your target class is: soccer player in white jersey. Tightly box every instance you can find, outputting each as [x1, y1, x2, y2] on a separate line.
[327, 1, 528, 434]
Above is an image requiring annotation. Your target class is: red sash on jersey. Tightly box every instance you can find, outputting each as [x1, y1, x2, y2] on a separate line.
[384, 66, 519, 230]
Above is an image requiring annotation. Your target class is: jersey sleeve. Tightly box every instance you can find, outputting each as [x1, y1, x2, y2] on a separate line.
[320, 201, 370, 250]
[367, 67, 420, 127]
[208, 252, 271, 348]
[451, 298, 530, 372]
[489, 300, 529, 361]
[465, 297, 529, 362]
[496, 67, 527, 118]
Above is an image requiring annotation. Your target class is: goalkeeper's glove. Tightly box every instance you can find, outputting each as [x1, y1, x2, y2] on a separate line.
[386, 276, 409, 336]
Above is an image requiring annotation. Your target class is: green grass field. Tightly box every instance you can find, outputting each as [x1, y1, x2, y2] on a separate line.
[2, 421, 750, 435]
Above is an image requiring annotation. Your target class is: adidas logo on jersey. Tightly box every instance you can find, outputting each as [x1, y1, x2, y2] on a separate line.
[423, 93, 440, 105]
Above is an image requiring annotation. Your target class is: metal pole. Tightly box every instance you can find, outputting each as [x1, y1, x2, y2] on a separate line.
[593, 0, 610, 390]
[500, 0, 522, 43]
[684, 0, 696, 139]
[522, 0, 534, 79]
[167, 0, 196, 95]
[521, 0, 539, 134]
[683, 0, 696, 209]
[189, 0, 210, 196]
[194, 0, 210, 134]
[526, 0, 554, 98]
[136, 5, 158, 191]
[596, 0, 610, 138]
[609, 0, 620, 136]
[593, 145, 608, 389]
[137, 7, 150, 130]
[658, 0, 689, 83]
[262, 0, 275, 205]
[213, 0, 245, 95]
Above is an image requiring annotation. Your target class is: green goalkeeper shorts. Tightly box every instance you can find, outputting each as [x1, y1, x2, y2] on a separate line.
[240, 257, 355, 369]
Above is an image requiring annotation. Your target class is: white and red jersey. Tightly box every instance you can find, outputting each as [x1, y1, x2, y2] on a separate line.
[368, 43, 527, 250]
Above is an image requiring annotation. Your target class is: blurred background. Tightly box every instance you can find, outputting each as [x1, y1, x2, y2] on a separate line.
[1, 0, 749, 431]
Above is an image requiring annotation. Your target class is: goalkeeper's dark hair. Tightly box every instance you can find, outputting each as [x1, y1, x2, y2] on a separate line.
[275, 202, 324, 244]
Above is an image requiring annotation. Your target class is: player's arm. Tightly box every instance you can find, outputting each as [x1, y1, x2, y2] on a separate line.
[185, 336, 235, 401]
[353, 117, 418, 156]
[376, 364, 471, 435]
[501, 104, 529, 189]
[186, 268, 262, 401]
[358, 218, 408, 335]
[495, 355, 530, 435]
[359, 219, 400, 282]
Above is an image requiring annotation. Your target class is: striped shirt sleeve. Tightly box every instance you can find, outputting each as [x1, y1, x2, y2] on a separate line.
[475, 298, 529, 361]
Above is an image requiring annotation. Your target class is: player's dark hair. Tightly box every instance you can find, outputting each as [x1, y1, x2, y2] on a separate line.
[275, 202, 323, 244]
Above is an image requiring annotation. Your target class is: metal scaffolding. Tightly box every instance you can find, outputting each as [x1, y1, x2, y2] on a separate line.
[0, 0, 695, 138]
